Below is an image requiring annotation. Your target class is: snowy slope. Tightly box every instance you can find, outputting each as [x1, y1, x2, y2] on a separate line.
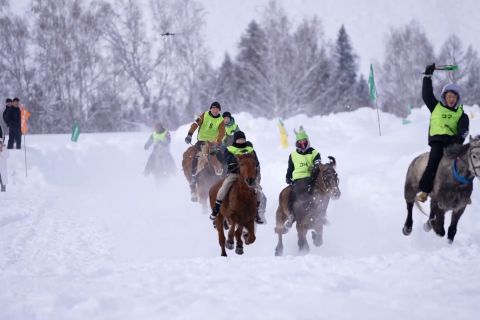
[1, 106, 480, 319]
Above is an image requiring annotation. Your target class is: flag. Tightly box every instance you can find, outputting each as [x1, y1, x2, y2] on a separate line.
[277, 118, 289, 149]
[368, 64, 377, 102]
[20, 105, 31, 134]
[71, 123, 80, 142]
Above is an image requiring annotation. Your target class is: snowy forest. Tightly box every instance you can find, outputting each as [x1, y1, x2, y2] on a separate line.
[1, 0, 480, 133]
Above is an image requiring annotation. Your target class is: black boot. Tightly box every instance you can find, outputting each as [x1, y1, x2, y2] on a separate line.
[255, 201, 266, 224]
[210, 200, 222, 220]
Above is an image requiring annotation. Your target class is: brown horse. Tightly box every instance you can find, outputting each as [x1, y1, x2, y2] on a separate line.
[182, 142, 224, 210]
[275, 156, 341, 256]
[209, 153, 258, 257]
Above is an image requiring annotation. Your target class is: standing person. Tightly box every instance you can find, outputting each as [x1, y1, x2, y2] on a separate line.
[0, 121, 7, 191]
[2, 98, 12, 126]
[416, 64, 469, 202]
[5, 97, 22, 149]
[221, 111, 240, 147]
[285, 127, 321, 227]
[184, 101, 225, 196]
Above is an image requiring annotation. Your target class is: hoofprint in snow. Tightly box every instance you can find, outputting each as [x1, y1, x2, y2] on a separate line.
[1, 107, 480, 319]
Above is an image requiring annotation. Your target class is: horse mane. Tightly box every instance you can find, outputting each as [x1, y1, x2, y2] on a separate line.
[443, 143, 470, 159]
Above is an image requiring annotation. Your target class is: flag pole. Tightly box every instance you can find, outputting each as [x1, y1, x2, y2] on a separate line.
[24, 134, 28, 178]
[369, 64, 381, 136]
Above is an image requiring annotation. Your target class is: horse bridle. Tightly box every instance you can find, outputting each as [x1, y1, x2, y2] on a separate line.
[318, 165, 339, 193]
[468, 145, 480, 178]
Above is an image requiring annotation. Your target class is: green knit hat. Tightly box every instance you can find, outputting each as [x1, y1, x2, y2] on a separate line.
[295, 126, 308, 141]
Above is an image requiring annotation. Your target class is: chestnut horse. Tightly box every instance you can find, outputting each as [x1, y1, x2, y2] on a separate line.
[275, 156, 341, 256]
[209, 153, 258, 257]
[182, 142, 224, 210]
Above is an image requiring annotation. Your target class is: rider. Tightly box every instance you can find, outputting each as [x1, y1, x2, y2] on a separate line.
[285, 126, 321, 228]
[222, 111, 240, 147]
[184, 101, 226, 198]
[143, 122, 171, 176]
[416, 63, 469, 203]
[209, 130, 267, 224]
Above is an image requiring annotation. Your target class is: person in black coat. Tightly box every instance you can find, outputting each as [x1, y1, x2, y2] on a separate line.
[4, 97, 22, 149]
[416, 64, 469, 202]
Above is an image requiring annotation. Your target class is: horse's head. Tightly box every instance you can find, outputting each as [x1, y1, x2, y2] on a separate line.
[198, 143, 224, 176]
[312, 156, 341, 199]
[237, 153, 257, 188]
[468, 135, 480, 178]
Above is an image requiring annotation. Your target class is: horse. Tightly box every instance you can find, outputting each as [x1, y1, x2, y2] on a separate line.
[402, 135, 480, 242]
[209, 153, 258, 257]
[144, 143, 175, 182]
[182, 142, 224, 210]
[275, 156, 341, 256]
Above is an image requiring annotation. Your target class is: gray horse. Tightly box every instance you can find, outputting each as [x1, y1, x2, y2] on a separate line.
[403, 135, 480, 242]
[275, 157, 341, 255]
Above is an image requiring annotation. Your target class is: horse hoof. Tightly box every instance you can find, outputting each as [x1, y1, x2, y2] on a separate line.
[275, 248, 283, 256]
[235, 246, 244, 255]
[434, 227, 446, 237]
[423, 220, 432, 232]
[447, 227, 457, 242]
[191, 196, 198, 202]
[403, 225, 413, 235]
[312, 232, 323, 247]
[226, 240, 234, 250]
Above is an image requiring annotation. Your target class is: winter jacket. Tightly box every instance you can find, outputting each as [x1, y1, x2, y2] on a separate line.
[286, 147, 321, 184]
[223, 141, 259, 174]
[187, 111, 226, 144]
[3, 106, 21, 131]
[422, 77, 469, 145]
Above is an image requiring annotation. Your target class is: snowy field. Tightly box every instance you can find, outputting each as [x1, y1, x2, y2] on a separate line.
[1, 107, 480, 319]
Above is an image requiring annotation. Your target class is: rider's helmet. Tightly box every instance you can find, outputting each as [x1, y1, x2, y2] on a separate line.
[295, 127, 310, 152]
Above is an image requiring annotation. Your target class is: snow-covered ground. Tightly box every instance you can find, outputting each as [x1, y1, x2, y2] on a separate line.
[1, 107, 480, 319]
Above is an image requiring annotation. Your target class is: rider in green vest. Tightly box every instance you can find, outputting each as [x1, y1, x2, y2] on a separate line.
[209, 130, 267, 224]
[221, 111, 240, 147]
[184, 102, 226, 199]
[416, 63, 470, 203]
[143, 122, 172, 176]
[285, 127, 321, 228]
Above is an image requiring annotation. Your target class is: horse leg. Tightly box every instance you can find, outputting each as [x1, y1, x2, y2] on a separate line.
[234, 224, 244, 255]
[430, 202, 445, 237]
[216, 217, 227, 257]
[244, 219, 256, 245]
[312, 219, 324, 247]
[423, 204, 436, 232]
[296, 224, 309, 254]
[402, 202, 414, 235]
[275, 232, 284, 256]
[448, 207, 466, 243]
[226, 218, 236, 250]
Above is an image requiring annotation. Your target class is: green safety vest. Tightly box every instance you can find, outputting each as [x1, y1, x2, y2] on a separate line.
[227, 145, 254, 155]
[198, 111, 224, 142]
[429, 103, 463, 136]
[225, 122, 238, 136]
[291, 150, 319, 180]
[152, 131, 168, 143]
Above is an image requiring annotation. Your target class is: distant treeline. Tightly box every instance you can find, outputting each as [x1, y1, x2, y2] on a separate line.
[1, 0, 479, 133]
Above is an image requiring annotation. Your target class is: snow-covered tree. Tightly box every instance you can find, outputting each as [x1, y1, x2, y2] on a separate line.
[378, 21, 435, 117]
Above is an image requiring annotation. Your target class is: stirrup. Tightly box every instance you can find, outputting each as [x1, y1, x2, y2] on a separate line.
[416, 191, 428, 203]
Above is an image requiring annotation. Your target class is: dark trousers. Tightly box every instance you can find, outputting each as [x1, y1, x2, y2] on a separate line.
[288, 178, 309, 212]
[7, 128, 21, 149]
[419, 142, 446, 193]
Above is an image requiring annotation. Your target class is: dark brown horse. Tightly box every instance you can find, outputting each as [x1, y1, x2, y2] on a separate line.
[275, 156, 341, 256]
[402, 135, 480, 242]
[182, 142, 224, 210]
[209, 153, 258, 257]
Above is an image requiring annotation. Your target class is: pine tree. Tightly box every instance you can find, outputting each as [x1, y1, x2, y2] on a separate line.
[331, 25, 358, 113]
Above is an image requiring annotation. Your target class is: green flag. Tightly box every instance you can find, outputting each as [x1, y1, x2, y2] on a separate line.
[71, 123, 80, 142]
[368, 64, 377, 102]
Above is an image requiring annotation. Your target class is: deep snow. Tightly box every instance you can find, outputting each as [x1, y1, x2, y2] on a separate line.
[1, 106, 480, 319]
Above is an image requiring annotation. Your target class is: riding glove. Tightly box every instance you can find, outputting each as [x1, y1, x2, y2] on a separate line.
[424, 63, 435, 76]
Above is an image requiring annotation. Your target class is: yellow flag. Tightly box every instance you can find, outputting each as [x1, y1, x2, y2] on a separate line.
[277, 118, 289, 149]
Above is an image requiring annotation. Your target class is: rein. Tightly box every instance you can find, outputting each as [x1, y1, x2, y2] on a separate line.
[468, 145, 480, 178]
[452, 158, 473, 185]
